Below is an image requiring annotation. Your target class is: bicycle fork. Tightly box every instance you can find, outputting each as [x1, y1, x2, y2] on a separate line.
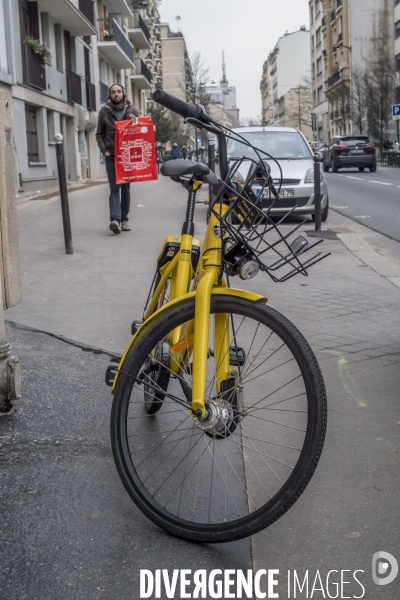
[191, 204, 229, 417]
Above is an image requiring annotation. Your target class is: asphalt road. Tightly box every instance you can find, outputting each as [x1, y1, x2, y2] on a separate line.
[326, 167, 400, 242]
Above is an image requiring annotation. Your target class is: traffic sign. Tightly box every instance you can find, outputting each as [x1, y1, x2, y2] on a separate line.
[392, 104, 400, 120]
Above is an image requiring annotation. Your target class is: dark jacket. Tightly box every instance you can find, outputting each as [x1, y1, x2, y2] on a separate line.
[171, 145, 179, 158]
[95, 102, 139, 156]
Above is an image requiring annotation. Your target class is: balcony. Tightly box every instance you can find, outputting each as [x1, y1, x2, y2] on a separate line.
[104, 0, 132, 18]
[327, 71, 341, 88]
[127, 11, 151, 49]
[100, 81, 109, 104]
[34, 0, 96, 35]
[129, 58, 153, 90]
[21, 42, 46, 91]
[97, 18, 134, 69]
[67, 69, 82, 105]
[79, 0, 94, 25]
[86, 81, 96, 111]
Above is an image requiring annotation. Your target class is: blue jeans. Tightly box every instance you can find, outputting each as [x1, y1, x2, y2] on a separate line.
[105, 155, 130, 222]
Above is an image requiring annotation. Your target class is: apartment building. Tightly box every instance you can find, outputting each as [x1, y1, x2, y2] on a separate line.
[319, 0, 394, 139]
[260, 27, 311, 127]
[0, 0, 167, 190]
[159, 23, 192, 101]
[309, 0, 329, 140]
[6, 0, 99, 192]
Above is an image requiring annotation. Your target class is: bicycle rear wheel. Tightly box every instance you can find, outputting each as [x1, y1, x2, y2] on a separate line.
[111, 296, 327, 543]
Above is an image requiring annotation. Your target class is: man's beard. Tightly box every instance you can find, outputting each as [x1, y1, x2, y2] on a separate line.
[110, 97, 127, 110]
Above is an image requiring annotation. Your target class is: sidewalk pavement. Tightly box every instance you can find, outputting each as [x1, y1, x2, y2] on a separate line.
[1, 177, 399, 598]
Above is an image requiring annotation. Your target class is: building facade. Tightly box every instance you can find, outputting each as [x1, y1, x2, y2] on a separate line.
[260, 27, 311, 128]
[309, 0, 329, 140]
[315, 0, 394, 140]
[0, 0, 170, 192]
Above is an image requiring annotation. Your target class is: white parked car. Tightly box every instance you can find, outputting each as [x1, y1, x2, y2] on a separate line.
[228, 126, 329, 221]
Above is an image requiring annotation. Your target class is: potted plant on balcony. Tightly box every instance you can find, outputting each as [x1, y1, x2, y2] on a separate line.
[25, 35, 51, 77]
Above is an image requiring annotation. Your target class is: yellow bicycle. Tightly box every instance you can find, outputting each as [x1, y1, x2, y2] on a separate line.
[108, 91, 328, 543]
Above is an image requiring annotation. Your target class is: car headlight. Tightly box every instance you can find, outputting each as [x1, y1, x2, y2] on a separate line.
[304, 167, 324, 183]
[231, 170, 245, 185]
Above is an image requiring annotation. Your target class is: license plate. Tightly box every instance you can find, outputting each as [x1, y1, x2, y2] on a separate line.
[256, 188, 294, 198]
[350, 149, 364, 154]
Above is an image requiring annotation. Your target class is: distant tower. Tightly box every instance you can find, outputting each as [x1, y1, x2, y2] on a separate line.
[221, 51, 228, 90]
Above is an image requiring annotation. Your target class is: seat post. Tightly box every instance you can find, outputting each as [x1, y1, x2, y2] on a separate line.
[182, 184, 200, 236]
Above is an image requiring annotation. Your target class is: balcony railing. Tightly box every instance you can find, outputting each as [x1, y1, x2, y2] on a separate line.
[328, 71, 341, 87]
[21, 42, 46, 90]
[128, 11, 151, 43]
[100, 81, 109, 104]
[79, 0, 95, 26]
[98, 17, 134, 61]
[134, 58, 153, 83]
[67, 69, 83, 105]
[86, 81, 96, 111]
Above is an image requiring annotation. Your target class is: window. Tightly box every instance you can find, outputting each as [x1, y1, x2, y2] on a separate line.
[40, 12, 51, 65]
[316, 27, 321, 45]
[318, 86, 323, 103]
[54, 23, 63, 71]
[397, 55, 400, 72]
[396, 21, 400, 39]
[317, 57, 322, 74]
[310, 7, 314, 23]
[311, 35, 314, 51]
[47, 109, 55, 142]
[25, 104, 39, 162]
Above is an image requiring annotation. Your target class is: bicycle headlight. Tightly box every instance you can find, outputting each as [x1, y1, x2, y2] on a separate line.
[238, 259, 260, 280]
[223, 242, 259, 280]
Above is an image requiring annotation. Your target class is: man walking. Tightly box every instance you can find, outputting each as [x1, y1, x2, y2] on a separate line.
[96, 84, 139, 234]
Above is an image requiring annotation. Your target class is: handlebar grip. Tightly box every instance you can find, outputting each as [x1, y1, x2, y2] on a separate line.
[153, 90, 211, 122]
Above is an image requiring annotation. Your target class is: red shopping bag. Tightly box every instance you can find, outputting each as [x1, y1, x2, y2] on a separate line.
[114, 116, 158, 184]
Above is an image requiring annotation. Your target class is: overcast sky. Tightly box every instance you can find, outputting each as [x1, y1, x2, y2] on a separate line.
[159, 0, 310, 119]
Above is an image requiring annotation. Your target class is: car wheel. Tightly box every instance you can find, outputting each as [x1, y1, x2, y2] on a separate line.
[369, 164, 377, 173]
[331, 159, 338, 173]
[312, 196, 329, 223]
[358, 167, 365, 172]
[321, 196, 329, 222]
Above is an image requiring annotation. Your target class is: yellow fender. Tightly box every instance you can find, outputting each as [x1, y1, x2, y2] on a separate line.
[111, 288, 267, 393]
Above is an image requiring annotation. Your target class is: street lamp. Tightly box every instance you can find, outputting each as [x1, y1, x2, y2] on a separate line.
[333, 43, 352, 51]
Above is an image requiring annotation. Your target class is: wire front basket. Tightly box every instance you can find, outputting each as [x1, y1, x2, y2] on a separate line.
[212, 158, 330, 283]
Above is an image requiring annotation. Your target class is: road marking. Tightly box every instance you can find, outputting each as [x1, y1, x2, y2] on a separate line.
[368, 180, 392, 185]
[333, 206, 348, 208]
[354, 215, 371, 218]
[346, 176, 363, 180]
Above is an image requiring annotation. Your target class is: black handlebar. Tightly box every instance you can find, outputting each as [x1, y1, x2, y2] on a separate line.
[152, 90, 212, 123]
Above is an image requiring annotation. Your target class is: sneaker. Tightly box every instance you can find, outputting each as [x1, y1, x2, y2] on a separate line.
[109, 220, 121, 234]
[121, 221, 131, 231]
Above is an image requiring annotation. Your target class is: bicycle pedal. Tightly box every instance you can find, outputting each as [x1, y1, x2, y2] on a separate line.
[131, 319, 143, 335]
[229, 346, 246, 366]
[105, 365, 118, 387]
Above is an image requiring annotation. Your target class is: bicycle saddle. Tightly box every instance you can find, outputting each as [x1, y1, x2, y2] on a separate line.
[161, 160, 218, 184]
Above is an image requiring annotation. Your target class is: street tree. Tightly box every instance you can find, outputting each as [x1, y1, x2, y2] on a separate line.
[351, 65, 368, 135]
[365, 0, 395, 150]
[283, 78, 313, 135]
[147, 104, 175, 149]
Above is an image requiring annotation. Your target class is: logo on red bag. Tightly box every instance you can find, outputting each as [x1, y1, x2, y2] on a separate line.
[130, 147, 143, 163]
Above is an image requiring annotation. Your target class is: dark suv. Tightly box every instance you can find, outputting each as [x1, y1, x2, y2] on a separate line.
[323, 136, 376, 173]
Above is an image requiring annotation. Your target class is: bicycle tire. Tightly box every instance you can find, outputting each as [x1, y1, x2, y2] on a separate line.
[111, 295, 327, 543]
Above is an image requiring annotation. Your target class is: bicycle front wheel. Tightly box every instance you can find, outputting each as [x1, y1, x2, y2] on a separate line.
[111, 296, 327, 543]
